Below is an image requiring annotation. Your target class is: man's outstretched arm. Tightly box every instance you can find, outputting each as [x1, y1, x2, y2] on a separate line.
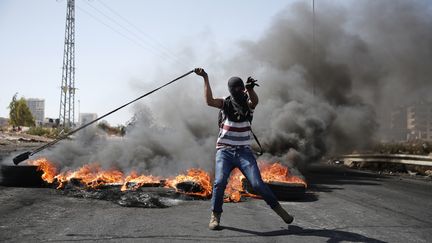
[195, 68, 223, 109]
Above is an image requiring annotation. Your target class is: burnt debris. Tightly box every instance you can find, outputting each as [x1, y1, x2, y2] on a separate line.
[242, 179, 306, 201]
[0, 165, 45, 187]
[60, 183, 205, 208]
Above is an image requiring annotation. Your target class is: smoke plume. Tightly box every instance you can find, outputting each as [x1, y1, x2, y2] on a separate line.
[10, 0, 431, 175]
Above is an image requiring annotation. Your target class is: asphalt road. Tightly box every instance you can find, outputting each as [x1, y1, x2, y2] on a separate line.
[0, 164, 431, 243]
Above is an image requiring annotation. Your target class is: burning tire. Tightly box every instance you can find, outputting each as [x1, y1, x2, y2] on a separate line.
[0, 165, 45, 187]
[242, 179, 306, 200]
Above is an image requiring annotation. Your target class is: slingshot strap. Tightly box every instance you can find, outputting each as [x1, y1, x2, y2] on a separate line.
[251, 129, 264, 156]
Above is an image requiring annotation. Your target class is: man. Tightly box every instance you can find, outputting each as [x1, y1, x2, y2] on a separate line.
[194, 68, 294, 230]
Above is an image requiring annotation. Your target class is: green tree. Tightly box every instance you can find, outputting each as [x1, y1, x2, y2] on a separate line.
[8, 93, 35, 127]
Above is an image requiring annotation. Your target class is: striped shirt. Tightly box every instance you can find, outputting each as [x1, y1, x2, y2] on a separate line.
[216, 120, 253, 149]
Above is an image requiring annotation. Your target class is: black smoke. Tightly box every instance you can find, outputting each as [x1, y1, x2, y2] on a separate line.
[8, 0, 430, 174]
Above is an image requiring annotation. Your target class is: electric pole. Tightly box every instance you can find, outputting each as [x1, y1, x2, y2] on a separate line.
[312, 0, 316, 96]
[59, 0, 76, 129]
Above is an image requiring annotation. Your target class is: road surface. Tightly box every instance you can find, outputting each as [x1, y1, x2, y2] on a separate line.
[1, 164, 431, 242]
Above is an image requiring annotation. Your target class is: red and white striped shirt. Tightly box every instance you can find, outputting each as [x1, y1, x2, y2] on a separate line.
[216, 120, 253, 148]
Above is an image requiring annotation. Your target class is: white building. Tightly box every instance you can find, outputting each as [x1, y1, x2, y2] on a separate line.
[406, 101, 432, 141]
[79, 113, 98, 126]
[26, 98, 45, 126]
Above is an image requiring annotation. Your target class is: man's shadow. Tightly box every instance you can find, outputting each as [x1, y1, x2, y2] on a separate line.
[221, 225, 386, 243]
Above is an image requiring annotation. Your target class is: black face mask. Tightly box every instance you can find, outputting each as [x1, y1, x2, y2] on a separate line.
[228, 77, 246, 101]
[227, 77, 249, 118]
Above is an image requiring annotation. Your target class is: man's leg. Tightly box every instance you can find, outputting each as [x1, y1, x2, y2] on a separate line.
[237, 147, 294, 224]
[210, 148, 234, 229]
[236, 148, 278, 207]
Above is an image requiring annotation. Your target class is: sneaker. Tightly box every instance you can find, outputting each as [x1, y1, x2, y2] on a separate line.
[209, 212, 221, 230]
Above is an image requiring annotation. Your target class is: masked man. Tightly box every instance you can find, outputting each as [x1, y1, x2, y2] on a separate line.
[194, 68, 294, 230]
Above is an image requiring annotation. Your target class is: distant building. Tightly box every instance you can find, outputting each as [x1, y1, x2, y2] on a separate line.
[406, 101, 432, 140]
[389, 107, 408, 141]
[0, 117, 8, 127]
[44, 117, 60, 128]
[79, 113, 97, 126]
[26, 98, 45, 126]
[388, 101, 432, 141]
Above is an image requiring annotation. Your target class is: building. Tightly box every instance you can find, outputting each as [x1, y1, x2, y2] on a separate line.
[406, 101, 432, 140]
[389, 107, 408, 141]
[44, 117, 60, 128]
[79, 113, 98, 126]
[26, 98, 45, 126]
[388, 101, 432, 141]
[0, 117, 8, 127]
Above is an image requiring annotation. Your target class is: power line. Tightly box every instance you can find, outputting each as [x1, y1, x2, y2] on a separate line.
[95, 0, 185, 64]
[81, 0, 189, 68]
[76, 4, 173, 62]
[84, 1, 175, 62]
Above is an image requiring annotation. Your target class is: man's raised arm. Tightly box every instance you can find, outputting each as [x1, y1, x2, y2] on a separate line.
[194, 68, 223, 109]
[246, 77, 259, 109]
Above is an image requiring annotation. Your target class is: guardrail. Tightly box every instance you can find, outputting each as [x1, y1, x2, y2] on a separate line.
[338, 154, 432, 167]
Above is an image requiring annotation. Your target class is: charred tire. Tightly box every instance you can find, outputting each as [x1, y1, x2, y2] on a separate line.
[0, 165, 45, 187]
[242, 179, 306, 201]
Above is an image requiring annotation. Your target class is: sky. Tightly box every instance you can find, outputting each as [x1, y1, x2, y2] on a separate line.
[0, 0, 296, 125]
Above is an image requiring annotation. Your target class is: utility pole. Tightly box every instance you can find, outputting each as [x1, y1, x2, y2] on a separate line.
[59, 0, 76, 129]
[312, 0, 316, 96]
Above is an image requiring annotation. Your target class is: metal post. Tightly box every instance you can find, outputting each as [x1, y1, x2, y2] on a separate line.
[312, 0, 316, 96]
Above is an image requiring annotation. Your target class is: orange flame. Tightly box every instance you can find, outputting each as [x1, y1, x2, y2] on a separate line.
[27, 158, 57, 183]
[165, 168, 212, 198]
[224, 168, 245, 202]
[53, 164, 124, 189]
[223, 161, 307, 202]
[259, 162, 307, 187]
[28, 158, 306, 202]
[121, 171, 161, 191]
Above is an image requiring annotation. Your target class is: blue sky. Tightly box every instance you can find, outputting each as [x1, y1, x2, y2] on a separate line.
[0, 0, 296, 125]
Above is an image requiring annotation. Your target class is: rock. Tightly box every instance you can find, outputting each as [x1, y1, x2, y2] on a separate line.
[407, 170, 418, 176]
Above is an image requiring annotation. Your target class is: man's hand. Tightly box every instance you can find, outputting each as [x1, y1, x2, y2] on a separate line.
[194, 68, 208, 78]
[196, 68, 223, 109]
[246, 76, 260, 90]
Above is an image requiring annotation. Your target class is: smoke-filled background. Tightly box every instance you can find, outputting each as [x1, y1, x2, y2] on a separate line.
[8, 0, 432, 175]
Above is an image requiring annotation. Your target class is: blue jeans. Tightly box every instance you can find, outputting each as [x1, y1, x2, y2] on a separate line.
[211, 146, 279, 213]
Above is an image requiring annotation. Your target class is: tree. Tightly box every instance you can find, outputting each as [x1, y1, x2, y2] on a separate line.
[8, 93, 35, 127]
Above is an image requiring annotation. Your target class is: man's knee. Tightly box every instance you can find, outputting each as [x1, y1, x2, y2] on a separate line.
[250, 179, 264, 192]
[213, 178, 228, 190]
